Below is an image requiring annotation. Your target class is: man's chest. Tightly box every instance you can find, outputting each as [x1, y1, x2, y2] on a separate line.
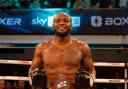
[42, 45, 82, 66]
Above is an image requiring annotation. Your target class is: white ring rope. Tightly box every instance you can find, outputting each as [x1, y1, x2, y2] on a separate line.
[0, 76, 29, 81]
[0, 59, 127, 84]
[0, 59, 32, 65]
[0, 76, 126, 83]
[0, 59, 125, 67]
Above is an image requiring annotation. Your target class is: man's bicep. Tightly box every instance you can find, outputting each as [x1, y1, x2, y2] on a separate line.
[29, 44, 43, 74]
[83, 45, 96, 79]
[30, 56, 42, 70]
[82, 44, 94, 72]
[84, 58, 94, 72]
[83, 51, 94, 71]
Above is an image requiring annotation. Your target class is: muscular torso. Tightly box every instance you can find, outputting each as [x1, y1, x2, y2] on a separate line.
[41, 39, 83, 84]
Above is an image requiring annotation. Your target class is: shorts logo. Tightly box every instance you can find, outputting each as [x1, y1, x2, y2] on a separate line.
[55, 74, 69, 89]
[91, 16, 102, 27]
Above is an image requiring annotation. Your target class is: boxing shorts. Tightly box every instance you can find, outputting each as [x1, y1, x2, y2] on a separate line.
[75, 68, 91, 89]
[31, 68, 47, 88]
[47, 74, 69, 89]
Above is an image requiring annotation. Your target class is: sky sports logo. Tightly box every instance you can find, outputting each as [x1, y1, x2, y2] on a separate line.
[91, 16, 128, 27]
[32, 16, 80, 27]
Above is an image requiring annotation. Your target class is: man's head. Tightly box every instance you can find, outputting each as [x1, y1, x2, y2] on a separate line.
[53, 12, 72, 37]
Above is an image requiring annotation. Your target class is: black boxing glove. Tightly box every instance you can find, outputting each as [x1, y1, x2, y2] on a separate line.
[31, 68, 47, 88]
[75, 68, 91, 89]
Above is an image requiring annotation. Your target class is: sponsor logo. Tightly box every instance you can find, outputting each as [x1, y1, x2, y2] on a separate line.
[0, 18, 21, 25]
[91, 16, 102, 27]
[91, 16, 128, 27]
[105, 17, 128, 26]
[32, 17, 47, 26]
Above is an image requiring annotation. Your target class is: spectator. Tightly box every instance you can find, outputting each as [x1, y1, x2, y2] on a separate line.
[40, 0, 52, 8]
[18, 80, 25, 89]
[12, 80, 18, 89]
[70, 0, 77, 8]
[11, 0, 21, 9]
[0, 80, 5, 89]
[5, 81, 12, 89]
[66, 0, 77, 8]
[73, 0, 86, 8]
[0, 0, 13, 9]
[29, 0, 41, 9]
[85, 0, 91, 8]
[95, 0, 113, 8]
[66, 0, 71, 8]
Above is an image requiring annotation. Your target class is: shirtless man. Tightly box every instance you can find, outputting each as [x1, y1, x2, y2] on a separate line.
[28, 12, 96, 89]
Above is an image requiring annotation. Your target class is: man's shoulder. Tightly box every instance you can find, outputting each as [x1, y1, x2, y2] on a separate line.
[36, 40, 50, 48]
[72, 38, 88, 47]
[72, 38, 90, 52]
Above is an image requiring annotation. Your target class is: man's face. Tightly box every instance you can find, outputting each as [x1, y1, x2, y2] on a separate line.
[53, 13, 72, 37]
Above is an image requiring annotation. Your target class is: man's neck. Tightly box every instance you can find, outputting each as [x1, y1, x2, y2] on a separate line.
[53, 35, 72, 45]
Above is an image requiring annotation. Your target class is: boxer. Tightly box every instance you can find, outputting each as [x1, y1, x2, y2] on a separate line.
[28, 12, 96, 89]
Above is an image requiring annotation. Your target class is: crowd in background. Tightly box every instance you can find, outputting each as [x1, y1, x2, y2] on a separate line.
[0, 0, 128, 9]
[0, 79, 30, 89]
[0, 65, 125, 89]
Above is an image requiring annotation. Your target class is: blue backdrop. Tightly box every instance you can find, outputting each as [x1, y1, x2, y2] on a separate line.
[0, 8, 128, 35]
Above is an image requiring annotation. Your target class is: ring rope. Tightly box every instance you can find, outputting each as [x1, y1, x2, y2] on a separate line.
[0, 76, 126, 83]
[0, 59, 125, 67]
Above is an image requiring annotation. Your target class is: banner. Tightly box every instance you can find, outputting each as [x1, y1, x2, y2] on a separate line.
[0, 8, 128, 35]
